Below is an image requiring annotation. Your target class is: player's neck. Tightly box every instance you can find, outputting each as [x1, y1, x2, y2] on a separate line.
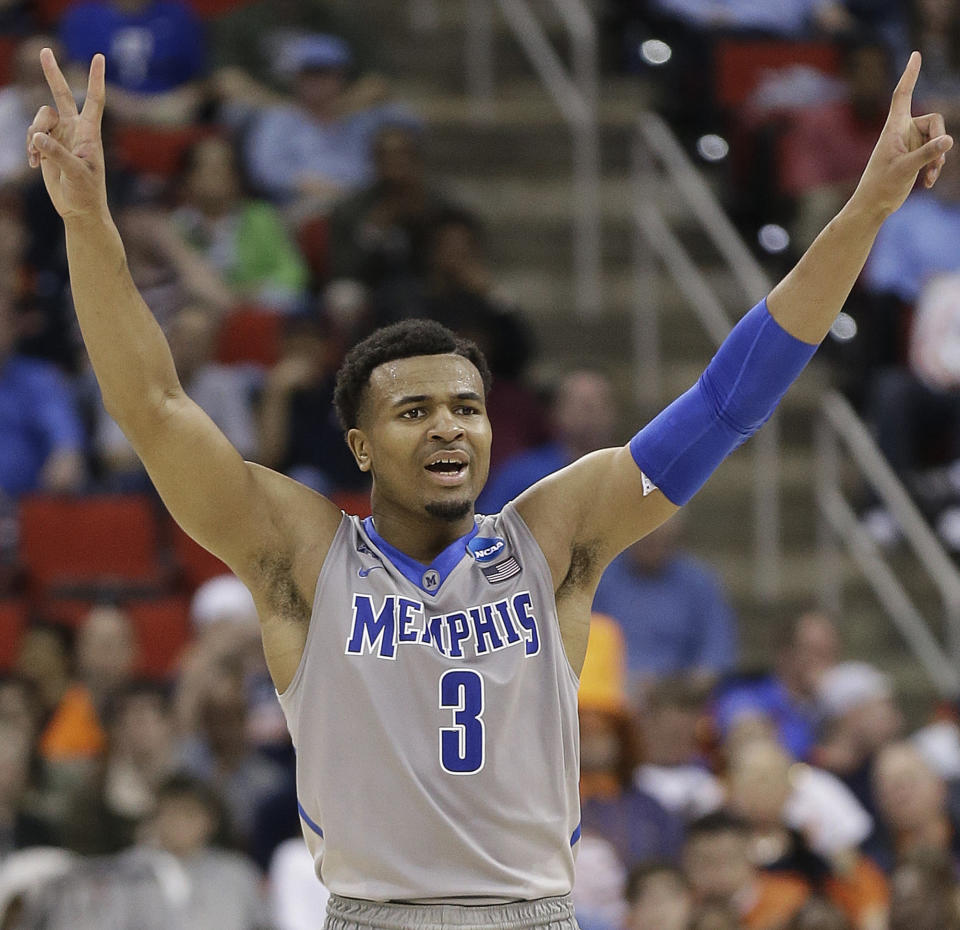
[369, 502, 476, 565]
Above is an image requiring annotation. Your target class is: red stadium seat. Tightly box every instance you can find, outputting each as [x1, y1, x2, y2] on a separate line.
[330, 489, 372, 518]
[112, 124, 213, 178]
[714, 39, 841, 110]
[19, 494, 164, 595]
[127, 597, 190, 678]
[0, 600, 26, 670]
[168, 518, 231, 589]
[296, 215, 331, 282]
[0, 37, 20, 87]
[216, 304, 282, 367]
[185, 0, 253, 17]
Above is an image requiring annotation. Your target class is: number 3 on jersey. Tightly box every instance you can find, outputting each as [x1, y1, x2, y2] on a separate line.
[439, 669, 485, 774]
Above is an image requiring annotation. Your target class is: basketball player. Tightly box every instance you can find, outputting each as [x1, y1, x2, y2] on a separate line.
[28, 48, 949, 930]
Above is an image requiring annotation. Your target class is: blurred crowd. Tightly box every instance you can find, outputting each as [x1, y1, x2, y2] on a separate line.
[2, 1, 960, 929]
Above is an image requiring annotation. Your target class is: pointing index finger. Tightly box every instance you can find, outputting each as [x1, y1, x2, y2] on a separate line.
[889, 50, 922, 122]
[81, 53, 106, 127]
[39, 47, 78, 118]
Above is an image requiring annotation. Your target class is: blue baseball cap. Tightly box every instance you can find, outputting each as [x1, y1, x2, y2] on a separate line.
[279, 33, 353, 77]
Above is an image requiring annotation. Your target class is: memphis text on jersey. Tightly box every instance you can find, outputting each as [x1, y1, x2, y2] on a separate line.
[344, 591, 541, 660]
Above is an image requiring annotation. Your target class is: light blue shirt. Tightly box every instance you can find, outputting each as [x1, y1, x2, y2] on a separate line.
[592, 551, 737, 680]
[650, 0, 823, 35]
[863, 192, 960, 303]
[244, 103, 411, 202]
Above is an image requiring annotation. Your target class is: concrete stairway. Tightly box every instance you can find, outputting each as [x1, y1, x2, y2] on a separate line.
[353, 0, 948, 722]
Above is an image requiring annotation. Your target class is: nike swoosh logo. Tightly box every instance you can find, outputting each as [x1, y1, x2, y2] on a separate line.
[358, 565, 384, 577]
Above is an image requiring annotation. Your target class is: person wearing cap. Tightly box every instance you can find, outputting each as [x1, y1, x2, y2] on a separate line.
[243, 33, 415, 207]
[813, 661, 905, 817]
[59, 0, 207, 125]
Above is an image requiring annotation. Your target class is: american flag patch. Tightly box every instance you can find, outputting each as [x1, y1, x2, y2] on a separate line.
[481, 557, 521, 583]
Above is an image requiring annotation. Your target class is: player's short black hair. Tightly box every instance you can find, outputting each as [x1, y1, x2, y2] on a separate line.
[333, 318, 492, 431]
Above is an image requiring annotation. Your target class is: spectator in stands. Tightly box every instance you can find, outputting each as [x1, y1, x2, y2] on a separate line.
[179, 574, 286, 753]
[94, 303, 258, 489]
[623, 862, 693, 930]
[866, 740, 960, 873]
[591, 515, 737, 690]
[0, 723, 55, 859]
[244, 34, 410, 207]
[578, 615, 685, 869]
[712, 610, 840, 761]
[722, 723, 873, 863]
[211, 0, 376, 110]
[683, 811, 811, 929]
[776, 41, 892, 251]
[814, 661, 904, 817]
[910, 0, 960, 124]
[114, 202, 236, 326]
[59, 0, 207, 125]
[888, 846, 960, 930]
[268, 836, 330, 930]
[329, 124, 453, 289]
[258, 313, 366, 495]
[0, 290, 85, 496]
[137, 774, 268, 930]
[634, 676, 726, 820]
[0, 676, 43, 746]
[175, 648, 286, 848]
[0, 36, 62, 188]
[725, 736, 888, 930]
[171, 136, 309, 314]
[39, 605, 137, 764]
[477, 369, 614, 513]
[61, 682, 175, 855]
[13, 623, 73, 740]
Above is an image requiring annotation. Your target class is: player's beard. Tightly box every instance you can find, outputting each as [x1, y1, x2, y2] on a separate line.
[425, 499, 472, 521]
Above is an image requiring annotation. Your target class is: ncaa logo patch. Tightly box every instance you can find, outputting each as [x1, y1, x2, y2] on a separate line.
[468, 536, 507, 563]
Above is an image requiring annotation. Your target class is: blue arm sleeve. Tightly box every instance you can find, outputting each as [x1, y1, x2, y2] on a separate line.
[630, 298, 817, 505]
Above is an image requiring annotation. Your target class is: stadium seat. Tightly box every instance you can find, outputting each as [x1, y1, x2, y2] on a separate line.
[714, 39, 841, 110]
[19, 494, 165, 596]
[0, 600, 26, 670]
[296, 215, 331, 282]
[127, 597, 191, 679]
[168, 518, 231, 589]
[330, 489, 372, 518]
[216, 304, 282, 367]
[0, 37, 19, 87]
[112, 124, 213, 178]
[185, 0, 253, 17]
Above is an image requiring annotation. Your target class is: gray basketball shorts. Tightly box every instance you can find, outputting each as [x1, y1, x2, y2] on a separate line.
[324, 894, 581, 930]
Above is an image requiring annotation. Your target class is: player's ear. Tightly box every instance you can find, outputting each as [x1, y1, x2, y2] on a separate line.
[347, 428, 371, 472]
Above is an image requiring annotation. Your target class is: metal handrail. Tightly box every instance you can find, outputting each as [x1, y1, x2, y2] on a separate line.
[453, 0, 602, 319]
[634, 113, 781, 600]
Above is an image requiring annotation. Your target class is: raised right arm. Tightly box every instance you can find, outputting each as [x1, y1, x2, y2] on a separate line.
[28, 50, 342, 691]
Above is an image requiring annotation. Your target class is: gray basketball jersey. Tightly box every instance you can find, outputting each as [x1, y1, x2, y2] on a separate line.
[277, 503, 581, 904]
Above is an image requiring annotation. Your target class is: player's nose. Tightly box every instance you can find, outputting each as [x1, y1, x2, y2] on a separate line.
[428, 407, 464, 441]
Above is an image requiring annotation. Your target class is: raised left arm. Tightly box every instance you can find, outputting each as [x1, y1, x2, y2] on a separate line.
[516, 52, 952, 647]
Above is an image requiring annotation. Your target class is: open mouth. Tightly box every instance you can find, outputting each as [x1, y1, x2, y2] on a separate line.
[424, 454, 469, 483]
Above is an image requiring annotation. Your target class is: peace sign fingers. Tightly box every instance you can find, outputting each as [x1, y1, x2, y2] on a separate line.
[81, 53, 106, 129]
[39, 46, 78, 118]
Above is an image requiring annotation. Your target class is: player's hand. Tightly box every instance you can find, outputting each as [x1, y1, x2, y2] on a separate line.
[853, 51, 954, 219]
[26, 49, 108, 223]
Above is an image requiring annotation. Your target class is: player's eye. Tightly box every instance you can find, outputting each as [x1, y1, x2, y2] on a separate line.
[400, 407, 427, 419]
[456, 405, 480, 416]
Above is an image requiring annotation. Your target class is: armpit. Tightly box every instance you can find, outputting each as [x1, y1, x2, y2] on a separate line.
[253, 549, 312, 625]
